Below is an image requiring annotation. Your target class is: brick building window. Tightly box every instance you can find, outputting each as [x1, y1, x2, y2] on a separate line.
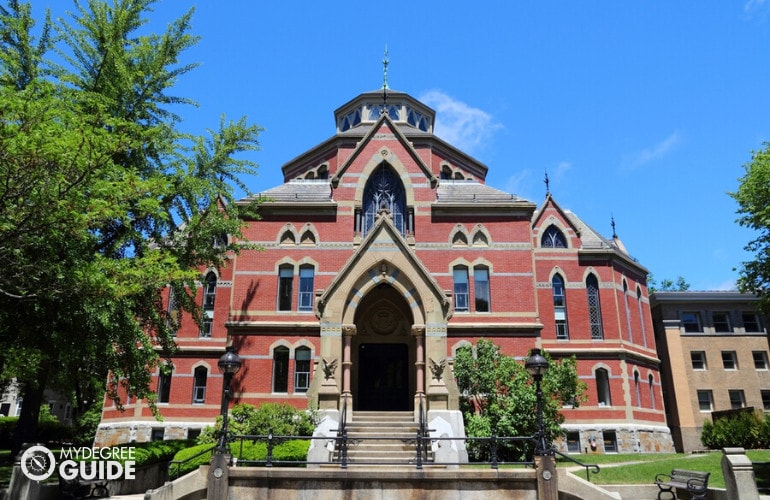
[473, 266, 490, 312]
[753, 351, 768, 370]
[294, 347, 311, 392]
[649, 374, 656, 410]
[743, 312, 763, 332]
[691, 351, 707, 370]
[552, 274, 569, 340]
[278, 266, 293, 311]
[762, 390, 770, 410]
[596, 368, 611, 406]
[298, 266, 315, 312]
[541, 225, 567, 248]
[272, 346, 289, 393]
[636, 286, 647, 347]
[681, 312, 702, 333]
[586, 274, 604, 340]
[453, 266, 469, 312]
[157, 366, 172, 403]
[603, 431, 617, 453]
[697, 390, 713, 411]
[713, 311, 732, 332]
[729, 389, 746, 409]
[722, 351, 738, 370]
[192, 366, 207, 404]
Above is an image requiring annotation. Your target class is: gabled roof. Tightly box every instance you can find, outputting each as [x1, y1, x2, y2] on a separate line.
[331, 112, 436, 188]
[316, 212, 450, 322]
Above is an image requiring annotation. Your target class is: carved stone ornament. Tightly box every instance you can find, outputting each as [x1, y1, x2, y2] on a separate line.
[429, 357, 446, 382]
[322, 358, 338, 381]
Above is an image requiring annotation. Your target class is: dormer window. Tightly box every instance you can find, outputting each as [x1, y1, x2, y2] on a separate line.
[541, 225, 567, 248]
[339, 108, 362, 132]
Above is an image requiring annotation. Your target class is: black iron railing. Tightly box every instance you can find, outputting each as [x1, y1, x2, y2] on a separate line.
[552, 448, 600, 482]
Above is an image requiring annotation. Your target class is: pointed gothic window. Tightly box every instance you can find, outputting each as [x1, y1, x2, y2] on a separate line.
[362, 164, 407, 238]
[552, 274, 569, 339]
[587, 274, 604, 340]
[541, 225, 567, 248]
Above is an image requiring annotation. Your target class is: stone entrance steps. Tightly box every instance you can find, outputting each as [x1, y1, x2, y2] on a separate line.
[335, 411, 434, 466]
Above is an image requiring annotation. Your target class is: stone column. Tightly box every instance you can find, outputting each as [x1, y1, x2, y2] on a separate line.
[722, 447, 760, 500]
[413, 325, 426, 396]
[341, 325, 355, 419]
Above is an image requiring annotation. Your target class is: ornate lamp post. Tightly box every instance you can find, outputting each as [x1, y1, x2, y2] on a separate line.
[217, 346, 242, 453]
[208, 346, 242, 500]
[525, 348, 549, 456]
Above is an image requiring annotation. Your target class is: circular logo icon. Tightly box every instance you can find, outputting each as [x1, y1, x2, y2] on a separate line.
[20, 445, 56, 481]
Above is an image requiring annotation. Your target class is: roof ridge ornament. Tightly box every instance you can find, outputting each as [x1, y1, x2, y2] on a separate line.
[381, 46, 389, 114]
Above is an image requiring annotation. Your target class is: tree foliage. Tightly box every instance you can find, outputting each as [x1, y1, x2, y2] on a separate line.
[0, 0, 261, 453]
[647, 274, 691, 293]
[732, 144, 770, 315]
[453, 339, 586, 461]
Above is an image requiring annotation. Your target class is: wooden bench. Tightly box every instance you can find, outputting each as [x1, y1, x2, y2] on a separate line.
[654, 468, 710, 500]
[58, 472, 109, 499]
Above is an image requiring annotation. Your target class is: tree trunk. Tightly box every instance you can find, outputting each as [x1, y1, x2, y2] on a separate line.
[11, 364, 48, 459]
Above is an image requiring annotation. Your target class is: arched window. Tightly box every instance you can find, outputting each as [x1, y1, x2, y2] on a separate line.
[648, 374, 656, 410]
[623, 280, 633, 343]
[452, 231, 468, 246]
[157, 365, 173, 404]
[200, 273, 216, 338]
[192, 366, 207, 404]
[634, 371, 641, 407]
[596, 368, 611, 406]
[453, 266, 469, 312]
[637, 286, 647, 348]
[278, 265, 294, 311]
[474, 266, 490, 312]
[552, 274, 568, 339]
[541, 225, 567, 248]
[362, 164, 407, 237]
[273, 346, 290, 393]
[586, 274, 604, 340]
[294, 347, 311, 392]
[298, 266, 315, 312]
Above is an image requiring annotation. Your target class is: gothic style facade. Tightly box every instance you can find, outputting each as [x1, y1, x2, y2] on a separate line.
[94, 88, 674, 454]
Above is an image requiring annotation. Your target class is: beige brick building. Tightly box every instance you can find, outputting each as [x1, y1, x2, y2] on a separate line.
[651, 291, 770, 452]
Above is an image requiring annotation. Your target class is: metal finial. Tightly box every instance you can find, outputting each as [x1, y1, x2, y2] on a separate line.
[611, 215, 617, 239]
[382, 45, 389, 90]
[544, 171, 550, 195]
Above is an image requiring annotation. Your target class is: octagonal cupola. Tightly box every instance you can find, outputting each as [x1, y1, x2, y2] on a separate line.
[334, 89, 435, 133]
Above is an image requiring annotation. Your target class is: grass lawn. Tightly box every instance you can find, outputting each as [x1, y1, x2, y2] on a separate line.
[565, 450, 770, 489]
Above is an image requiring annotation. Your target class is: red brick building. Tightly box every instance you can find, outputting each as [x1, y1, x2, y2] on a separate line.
[95, 88, 674, 455]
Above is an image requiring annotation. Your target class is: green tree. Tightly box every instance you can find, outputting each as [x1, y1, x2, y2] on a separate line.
[647, 274, 691, 293]
[732, 145, 770, 317]
[0, 0, 261, 454]
[453, 339, 586, 461]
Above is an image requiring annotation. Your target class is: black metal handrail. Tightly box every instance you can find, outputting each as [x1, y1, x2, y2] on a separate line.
[552, 448, 600, 482]
[168, 443, 218, 479]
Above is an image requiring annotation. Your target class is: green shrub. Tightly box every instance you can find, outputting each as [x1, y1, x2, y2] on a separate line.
[701, 410, 766, 449]
[0, 415, 73, 448]
[198, 403, 316, 444]
[72, 406, 103, 446]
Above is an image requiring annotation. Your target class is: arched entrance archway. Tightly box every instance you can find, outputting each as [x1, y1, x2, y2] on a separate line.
[352, 284, 415, 411]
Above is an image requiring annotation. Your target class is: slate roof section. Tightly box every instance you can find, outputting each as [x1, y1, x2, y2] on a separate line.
[435, 180, 526, 204]
[245, 179, 333, 204]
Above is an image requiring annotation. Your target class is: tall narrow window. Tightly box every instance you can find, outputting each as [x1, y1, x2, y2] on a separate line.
[541, 225, 567, 248]
[552, 274, 569, 339]
[474, 266, 490, 312]
[157, 367, 173, 404]
[192, 366, 207, 404]
[634, 371, 641, 407]
[278, 266, 294, 311]
[272, 346, 290, 393]
[453, 266, 469, 312]
[362, 164, 407, 237]
[623, 281, 633, 343]
[167, 286, 180, 337]
[596, 368, 611, 406]
[200, 273, 217, 338]
[298, 266, 315, 312]
[587, 274, 604, 340]
[636, 286, 647, 347]
[294, 347, 311, 392]
[648, 374, 656, 410]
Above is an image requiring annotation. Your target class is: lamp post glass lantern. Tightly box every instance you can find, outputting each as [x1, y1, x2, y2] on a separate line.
[217, 346, 242, 453]
[525, 348, 550, 455]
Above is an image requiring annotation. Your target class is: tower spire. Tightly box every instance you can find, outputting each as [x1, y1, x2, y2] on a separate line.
[382, 45, 390, 90]
[544, 171, 550, 196]
[611, 215, 617, 239]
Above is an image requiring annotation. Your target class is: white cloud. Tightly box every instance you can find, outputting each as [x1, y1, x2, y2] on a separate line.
[418, 90, 502, 155]
[621, 131, 680, 171]
[745, 0, 768, 13]
[501, 161, 572, 201]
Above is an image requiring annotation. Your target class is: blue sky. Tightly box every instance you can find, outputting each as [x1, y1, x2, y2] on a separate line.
[37, 1, 770, 291]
